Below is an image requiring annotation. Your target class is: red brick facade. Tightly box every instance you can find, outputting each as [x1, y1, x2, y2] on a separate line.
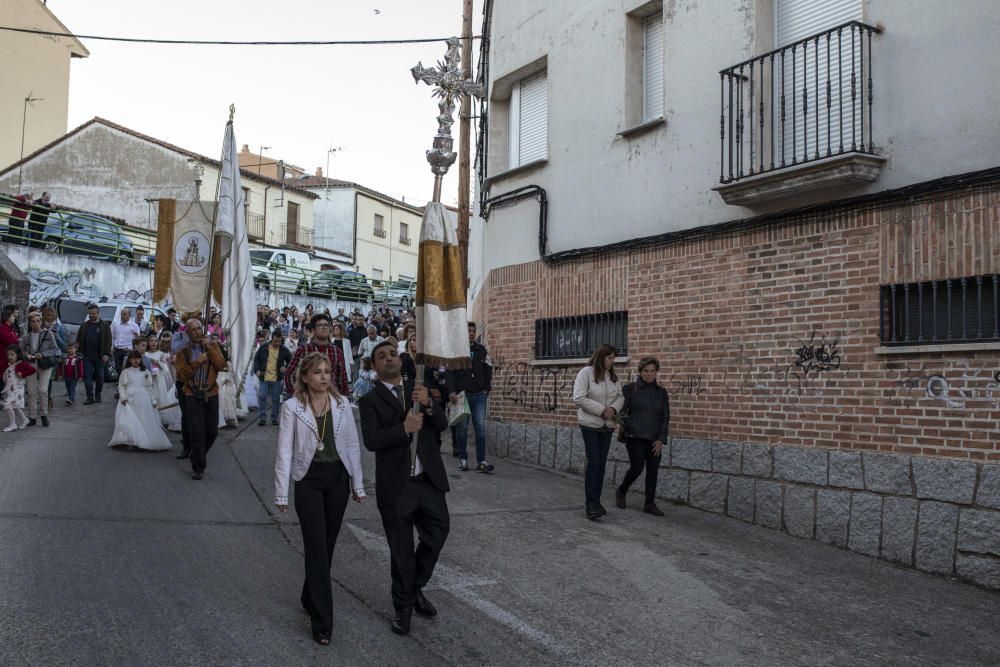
[474, 182, 1000, 462]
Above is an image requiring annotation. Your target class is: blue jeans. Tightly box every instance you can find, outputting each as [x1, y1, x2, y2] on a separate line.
[64, 378, 78, 402]
[454, 392, 489, 464]
[581, 427, 613, 505]
[82, 356, 104, 399]
[258, 379, 283, 421]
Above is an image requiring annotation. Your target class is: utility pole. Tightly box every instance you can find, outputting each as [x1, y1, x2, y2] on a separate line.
[457, 0, 474, 289]
[18, 93, 44, 192]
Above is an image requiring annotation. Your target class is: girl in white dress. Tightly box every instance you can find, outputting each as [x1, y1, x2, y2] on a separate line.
[143, 335, 182, 432]
[217, 368, 239, 428]
[2, 346, 34, 431]
[157, 332, 176, 385]
[109, 350, 171, 451]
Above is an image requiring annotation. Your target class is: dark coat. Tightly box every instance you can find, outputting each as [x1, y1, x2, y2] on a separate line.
[253, 343, 291, 379]
[359, 381, 449, 508]
[446, 341, 492, 395]
[75, 319, 112, 359]
[620, 379, 670, 443]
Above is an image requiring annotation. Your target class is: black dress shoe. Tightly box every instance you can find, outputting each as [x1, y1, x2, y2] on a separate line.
[176, 451, 190, 460]
[391, 607, 411, 635]
[40, 416, 49, 427]
[596, 503, 608, 517]
[414, 590, 437, 617]
[643, 503, 665, 517]
[191, 471, 203, 480]
[585, 504, 601, 520]
[27, 418, 36, 427]
[83, 398, 95, 405]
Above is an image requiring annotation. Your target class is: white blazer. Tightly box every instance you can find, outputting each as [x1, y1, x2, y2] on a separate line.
[274, 394, 366, 505]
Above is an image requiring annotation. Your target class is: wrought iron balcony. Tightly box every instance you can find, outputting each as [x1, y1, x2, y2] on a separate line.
[247, 211, 265, 240]
[715, 21, 884, 205]
[373, 228, 387, 238]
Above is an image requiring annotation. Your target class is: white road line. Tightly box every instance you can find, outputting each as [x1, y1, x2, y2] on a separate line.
[346, 522, 569, 656]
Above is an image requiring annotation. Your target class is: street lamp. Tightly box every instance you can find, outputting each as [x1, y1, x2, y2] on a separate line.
[325, 146, 341, 199]
[257, 145, 271, 176]
[17, 93, 44, 192]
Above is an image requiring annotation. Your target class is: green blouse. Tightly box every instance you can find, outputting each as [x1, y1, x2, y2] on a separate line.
[312, 410, 340, 464]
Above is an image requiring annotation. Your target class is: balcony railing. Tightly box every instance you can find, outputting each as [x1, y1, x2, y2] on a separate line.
[399, 236, 411, 246]
[247, 211, 265, 240]
[719, 21, 882, 185]
[373, 228, 387, 238]
[290, 226, 313, 249]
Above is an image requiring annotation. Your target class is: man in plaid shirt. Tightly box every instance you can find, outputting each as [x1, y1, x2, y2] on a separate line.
[284, 312, 350, 396]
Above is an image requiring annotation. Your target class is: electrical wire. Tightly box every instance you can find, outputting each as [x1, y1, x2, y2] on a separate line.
[0, 25, 480, 46]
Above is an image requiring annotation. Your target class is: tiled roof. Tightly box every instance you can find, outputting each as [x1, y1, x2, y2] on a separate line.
[0, 117, 319, 199]
[289, 175, 424, 215]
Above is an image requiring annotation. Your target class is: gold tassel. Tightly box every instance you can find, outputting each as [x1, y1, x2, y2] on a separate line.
[152, 199, 176, 303]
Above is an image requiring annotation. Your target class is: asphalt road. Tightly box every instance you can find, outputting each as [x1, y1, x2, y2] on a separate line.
[1, 388, 998, 666]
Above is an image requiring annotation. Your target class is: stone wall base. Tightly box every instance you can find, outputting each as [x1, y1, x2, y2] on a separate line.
[483, 420, 1000, 591]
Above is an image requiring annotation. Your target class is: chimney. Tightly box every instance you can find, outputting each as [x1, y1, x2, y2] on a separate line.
[241, 144, 249, 153]
[315, 167, 323, 177]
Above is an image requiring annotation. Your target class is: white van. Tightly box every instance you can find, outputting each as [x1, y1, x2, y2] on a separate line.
[249, 249, 314, 295]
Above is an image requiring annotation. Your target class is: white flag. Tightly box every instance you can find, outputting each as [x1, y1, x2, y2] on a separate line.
[218, 118, 256, 399]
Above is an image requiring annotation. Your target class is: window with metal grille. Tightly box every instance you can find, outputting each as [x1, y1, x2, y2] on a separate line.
[535, 312, 628, 360]
[879, 275, 1000, 346]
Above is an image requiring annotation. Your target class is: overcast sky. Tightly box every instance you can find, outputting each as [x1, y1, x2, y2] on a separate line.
[49, 0, 484, 207]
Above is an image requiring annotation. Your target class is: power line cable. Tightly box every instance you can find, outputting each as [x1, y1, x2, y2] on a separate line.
[0, 25, 480, 46]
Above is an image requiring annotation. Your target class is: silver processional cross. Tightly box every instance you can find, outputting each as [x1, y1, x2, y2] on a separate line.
[411, 37, 484, 202]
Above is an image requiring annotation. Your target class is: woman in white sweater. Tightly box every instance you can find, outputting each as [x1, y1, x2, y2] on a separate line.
[572, 344, 625, 520]
[274, 352, 366, 645]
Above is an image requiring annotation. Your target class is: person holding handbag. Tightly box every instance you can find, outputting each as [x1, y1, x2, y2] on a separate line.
[615, 358, 670, 516]
[21, 311, 61, 427]
[274, 352, 366, 645]
[573, 344, 624, 520]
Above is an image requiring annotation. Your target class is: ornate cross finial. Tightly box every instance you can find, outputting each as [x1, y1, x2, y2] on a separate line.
[412, 37, 484, 201]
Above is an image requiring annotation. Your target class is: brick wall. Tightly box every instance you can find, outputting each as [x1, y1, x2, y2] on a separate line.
[479, 185, 1000, 462]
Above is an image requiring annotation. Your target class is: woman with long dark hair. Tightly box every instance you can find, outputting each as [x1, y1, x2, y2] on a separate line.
[274, 352, 365, 645]
[572, 344, 624, 520]
[615, 357, 670, 516]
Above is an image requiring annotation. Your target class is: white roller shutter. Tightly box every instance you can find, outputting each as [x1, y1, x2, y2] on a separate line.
[643, 12, 664, 122]
[775, 0, 862, 160]
[508, 71, 547, 168]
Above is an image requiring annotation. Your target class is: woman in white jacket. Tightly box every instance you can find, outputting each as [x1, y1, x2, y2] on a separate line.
[573, 344, 624, 520]
[274, 352, 366, 646]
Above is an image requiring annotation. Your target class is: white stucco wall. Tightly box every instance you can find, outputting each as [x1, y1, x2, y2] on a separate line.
[472, 0, 1000, 289]
[308, 187, 355, 257]
[353, 193, 420, 282]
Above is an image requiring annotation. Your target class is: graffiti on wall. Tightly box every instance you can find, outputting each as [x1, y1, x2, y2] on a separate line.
[493, 358, 572, 412]
[717, 331, 846, 398]
[26, 267, 160, 306]
[895, 362, 1000, 411]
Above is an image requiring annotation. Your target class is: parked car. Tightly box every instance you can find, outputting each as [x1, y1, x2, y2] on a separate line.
[310, 270, 375, 303]
[376, 279, 416, 308]
[41, 211, 134, 265]
[56, 298, 167, 343]
[250, 249, 313, 295]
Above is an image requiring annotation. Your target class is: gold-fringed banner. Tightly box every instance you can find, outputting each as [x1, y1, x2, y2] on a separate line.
[152, 198, 176, 303]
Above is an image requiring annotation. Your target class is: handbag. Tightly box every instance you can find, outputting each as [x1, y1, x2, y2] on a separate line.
[446, 391, 470, 426]
[616, 383, 638, 443]
[35, 331, 60, 369]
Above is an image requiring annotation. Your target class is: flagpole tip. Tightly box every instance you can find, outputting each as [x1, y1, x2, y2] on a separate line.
[228, 104, 235, 121]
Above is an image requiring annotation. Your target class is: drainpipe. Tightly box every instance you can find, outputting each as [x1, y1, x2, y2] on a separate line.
[263, 185, 271, 244]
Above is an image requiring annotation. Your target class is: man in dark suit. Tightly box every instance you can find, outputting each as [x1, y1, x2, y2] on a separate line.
[358, 340, 449, 636]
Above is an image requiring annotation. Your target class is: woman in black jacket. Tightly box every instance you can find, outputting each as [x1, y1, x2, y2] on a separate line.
[616, 357, 670, 516]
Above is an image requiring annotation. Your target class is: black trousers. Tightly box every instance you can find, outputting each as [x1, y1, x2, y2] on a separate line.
[176, 381, 191, 452]
[82, 355, 104, 399]
[112, 349, 130, 383]
[617, 437, 661, 504]
[295, 461, 350, 636]
[379, 476, 449, 610]
[185, 394, 219, 473]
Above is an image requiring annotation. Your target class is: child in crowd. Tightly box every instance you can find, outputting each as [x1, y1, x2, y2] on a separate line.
[62, 342, 84, 405]
[2, 345, 35, 431]
[144, 334, 182, 432]
[108, 350, 171, 451]
[352, 356, 376, 401]
[157, 332, 175, 384]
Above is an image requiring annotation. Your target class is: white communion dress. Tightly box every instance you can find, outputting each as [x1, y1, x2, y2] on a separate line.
[144, 351, 182, 432]
[217, 371, 239, 428]
[108, 367, 172, 451]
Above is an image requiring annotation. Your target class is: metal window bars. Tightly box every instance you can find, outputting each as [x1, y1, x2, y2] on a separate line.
[535, 311, 629, 360]
[879, 275, 1000, 346]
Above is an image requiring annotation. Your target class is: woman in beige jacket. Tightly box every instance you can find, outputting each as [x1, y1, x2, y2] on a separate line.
[573, 344, 624, 520]
[274, 352, 365, 645]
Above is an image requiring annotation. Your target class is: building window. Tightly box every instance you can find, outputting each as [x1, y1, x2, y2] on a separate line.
[372, 268, 384, 280]
[399, 222, 411, 245]
[879, 275, 1000, 346]
[374, 213, 386, 238]
[535, 311, 628, 360]
[508, 71, 548, 168]
[642, 12, 664, 122]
